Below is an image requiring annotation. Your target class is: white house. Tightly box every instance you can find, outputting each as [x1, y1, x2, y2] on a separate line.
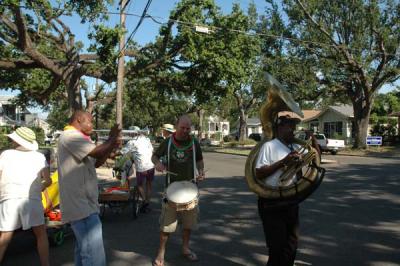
[0, 95, 50, 134]
[247, 117, 262, 136]
[0, 95, 30, 126]
[25, 114, 51, 135]
[302, 105, 354, 143]
[246, 110, 321, 137]
[204, 115, 230, 140]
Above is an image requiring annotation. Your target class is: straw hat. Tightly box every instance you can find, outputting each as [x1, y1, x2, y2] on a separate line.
[162, 123, 175, 133]
[7, 127, 39, 151]
[129, 126, 141, 133]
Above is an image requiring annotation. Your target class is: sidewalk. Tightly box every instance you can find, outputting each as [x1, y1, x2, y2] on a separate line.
[338, 145, 400, 158]
[204, 144, 400, 159]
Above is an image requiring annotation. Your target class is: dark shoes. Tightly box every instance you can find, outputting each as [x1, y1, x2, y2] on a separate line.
[140, 202, 151, 213]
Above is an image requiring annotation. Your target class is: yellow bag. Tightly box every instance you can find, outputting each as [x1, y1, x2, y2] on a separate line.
[42, 171, 60, 212]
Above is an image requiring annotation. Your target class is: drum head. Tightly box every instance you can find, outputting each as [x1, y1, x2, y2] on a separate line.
[166, 181, 199, 204]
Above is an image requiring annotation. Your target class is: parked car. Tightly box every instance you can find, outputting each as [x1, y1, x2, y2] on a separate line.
[315, 133, 345, 155]
[249, 133, 262, 142]
[295, 131, 345, 155]
[200, 138, 220, 146]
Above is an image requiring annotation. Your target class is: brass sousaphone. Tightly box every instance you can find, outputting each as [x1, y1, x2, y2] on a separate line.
[245, 73, 325, 208]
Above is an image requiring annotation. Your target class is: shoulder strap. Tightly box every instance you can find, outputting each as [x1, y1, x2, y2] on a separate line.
[166, 137, 171, 187]
[192, 139, 196, 182]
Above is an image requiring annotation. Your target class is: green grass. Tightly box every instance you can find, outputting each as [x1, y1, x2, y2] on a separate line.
[204, 144, 400, 157]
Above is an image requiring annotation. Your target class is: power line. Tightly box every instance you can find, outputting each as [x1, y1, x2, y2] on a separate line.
[106, 11, 400, 59]
[118, 0, 153, 55]
[1, 4, 398, 59]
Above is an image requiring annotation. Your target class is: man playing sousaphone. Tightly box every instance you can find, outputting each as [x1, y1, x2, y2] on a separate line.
[151, 115, 205, 266]
[255, 114, 320, 266]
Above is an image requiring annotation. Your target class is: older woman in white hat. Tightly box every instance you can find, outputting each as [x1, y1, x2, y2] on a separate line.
[0, 127, 51, 266]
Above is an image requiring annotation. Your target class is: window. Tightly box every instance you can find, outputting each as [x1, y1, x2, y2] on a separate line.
[209, 122, 216, 132]
[323, 121, 343, 138]
[309, 120, 319, 132]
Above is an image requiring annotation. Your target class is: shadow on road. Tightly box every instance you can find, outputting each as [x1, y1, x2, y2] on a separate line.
[300, 161, 400, 266]
[100, 174, 265, 266]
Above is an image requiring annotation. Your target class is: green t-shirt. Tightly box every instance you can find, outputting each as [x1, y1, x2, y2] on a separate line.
[154, 135, 203, 185]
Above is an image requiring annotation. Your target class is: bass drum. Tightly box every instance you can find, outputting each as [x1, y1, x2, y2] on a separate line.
[165, 181, 199, 211]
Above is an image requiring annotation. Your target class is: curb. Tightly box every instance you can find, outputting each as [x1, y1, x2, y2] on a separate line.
[205, 150, 399, 159]
[336, 152, 399, 159]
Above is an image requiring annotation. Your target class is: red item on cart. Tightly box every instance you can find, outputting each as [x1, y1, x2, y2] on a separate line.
[104, 186, 129, 193]
[46, 209, 62, 221]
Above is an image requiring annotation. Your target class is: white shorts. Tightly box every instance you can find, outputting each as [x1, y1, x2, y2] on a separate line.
[0, 198, 45, 231]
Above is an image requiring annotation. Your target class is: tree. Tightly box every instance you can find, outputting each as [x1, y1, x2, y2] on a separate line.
[0, 0, 119, 111]
[0, 0, 212, 113]
[123, 76, 191, 131]
[255, 1, 331, 116]
[216, 3, 263, 141]
[124, 0, 260, 138]
[279, 0, 400, 148]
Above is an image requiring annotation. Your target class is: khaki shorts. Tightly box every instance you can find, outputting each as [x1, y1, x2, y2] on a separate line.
[159, 199, 199, 233]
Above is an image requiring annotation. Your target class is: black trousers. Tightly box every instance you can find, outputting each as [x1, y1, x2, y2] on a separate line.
[258, 198, 299, 266]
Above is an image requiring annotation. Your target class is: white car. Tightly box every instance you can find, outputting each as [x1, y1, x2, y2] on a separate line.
[200, 138, 220, 146]
[295, 132, 345, 155]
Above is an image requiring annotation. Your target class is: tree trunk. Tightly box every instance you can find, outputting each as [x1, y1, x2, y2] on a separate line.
[65, 72, 83, 114]
[352, 98, 373, 149]
[239, 108, 247, 142]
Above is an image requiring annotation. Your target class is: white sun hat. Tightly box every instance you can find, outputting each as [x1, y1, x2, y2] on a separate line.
[7, 127, 39, 151]
[162, 123, 175, 133]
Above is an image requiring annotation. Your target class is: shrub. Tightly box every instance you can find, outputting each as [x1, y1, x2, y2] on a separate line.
[223, 135, 235, 142]
[227, 141, 239, 147]
[0, 126, 13, 150]
[31, 126, 45, 145]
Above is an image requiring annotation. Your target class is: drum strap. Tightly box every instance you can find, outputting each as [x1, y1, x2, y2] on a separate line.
[166, 137, 196, 187]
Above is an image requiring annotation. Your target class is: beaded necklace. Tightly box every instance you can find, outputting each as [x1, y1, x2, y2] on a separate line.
[171, 133, 194, 151]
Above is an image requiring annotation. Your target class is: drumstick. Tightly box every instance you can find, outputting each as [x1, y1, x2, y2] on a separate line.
[165, 170, 178, 176]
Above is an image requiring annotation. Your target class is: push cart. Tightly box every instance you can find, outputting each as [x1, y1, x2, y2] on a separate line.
[98, 185, 143, 219]
[46, 219, 71, 247]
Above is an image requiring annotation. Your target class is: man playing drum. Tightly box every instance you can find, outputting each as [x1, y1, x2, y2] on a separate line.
[152, 115, 205, 266]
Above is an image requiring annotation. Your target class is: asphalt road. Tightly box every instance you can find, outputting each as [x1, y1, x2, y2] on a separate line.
[3, 153, 400, 266]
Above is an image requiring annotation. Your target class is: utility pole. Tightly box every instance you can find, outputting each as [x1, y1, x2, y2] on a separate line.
[116, 0, 128, 128]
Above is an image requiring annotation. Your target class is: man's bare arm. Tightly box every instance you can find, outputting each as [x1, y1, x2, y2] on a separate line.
[255, 151, 301, 180]
[89, 124, 121, 168]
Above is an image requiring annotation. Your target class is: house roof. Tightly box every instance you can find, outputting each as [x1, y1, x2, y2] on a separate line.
[248, 110, 321, 126]
[278, 110, 321, 121]
[248, 105, 351, 125]
[330, 104, 354, 117]
[303, 104, 353, 122]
